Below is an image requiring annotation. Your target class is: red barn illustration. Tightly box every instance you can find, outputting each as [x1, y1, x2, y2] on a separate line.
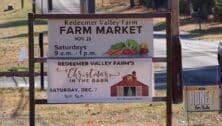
[111, 71, 149, 96]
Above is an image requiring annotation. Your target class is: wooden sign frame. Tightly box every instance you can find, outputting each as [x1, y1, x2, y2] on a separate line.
[28, 12, 173, 126]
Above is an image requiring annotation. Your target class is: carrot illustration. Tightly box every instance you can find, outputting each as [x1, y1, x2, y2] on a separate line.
[106, 49, 123, 56]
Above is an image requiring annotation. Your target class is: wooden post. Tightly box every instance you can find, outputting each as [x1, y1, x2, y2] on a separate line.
[21, 0, 24, 9]
[28, 13, 35, 126]
[168, 0, 183, 103]
[80, 0, 87, 14]
[39, 33, 44, 90]
[168, 0, 180, 35]
[88, 0, 95, 13]
[166, 13, 173, 126]
[48, 0, 53, 12]
[32, 0, 36, 13]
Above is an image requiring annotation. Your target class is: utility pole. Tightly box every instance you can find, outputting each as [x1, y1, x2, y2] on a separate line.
[168, 0, 183, 104]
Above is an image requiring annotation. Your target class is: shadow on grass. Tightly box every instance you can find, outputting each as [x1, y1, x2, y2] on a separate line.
[0, 19, 47, 29]
[154, 22, 166, 31]
[10, 88, 28, 118]
[154, 18, 197, 32]
[154, 32, 194, 39]
[189, 27, 222, 37]
[180, 17, 197, 26]
[0, 31, 48, 39]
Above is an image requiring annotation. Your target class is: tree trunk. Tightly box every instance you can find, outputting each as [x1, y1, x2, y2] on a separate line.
[130, 0, 135, 8]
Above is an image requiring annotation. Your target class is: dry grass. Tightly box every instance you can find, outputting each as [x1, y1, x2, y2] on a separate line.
[0, 0, 48, 72]
[1, 88, 222, 126]
[0, 88, 166, 126]
[154, 16, 222, 41]
[181, 21, 222, 41]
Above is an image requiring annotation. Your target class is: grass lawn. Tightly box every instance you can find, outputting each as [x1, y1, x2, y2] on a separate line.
[0, 88, 222, 126]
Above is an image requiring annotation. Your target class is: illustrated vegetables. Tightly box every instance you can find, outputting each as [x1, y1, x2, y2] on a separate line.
[111, 42, 125, 49]
[125, 39, 140, 53]
[106, 39, 149, 56]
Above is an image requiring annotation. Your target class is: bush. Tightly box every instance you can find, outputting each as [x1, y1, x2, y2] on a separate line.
[214, 0, 222, 21]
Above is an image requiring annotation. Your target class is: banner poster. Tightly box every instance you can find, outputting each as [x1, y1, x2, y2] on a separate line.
[48, 18, 153, 58]
[48, 17, 154, 103]
[48, 58, 153, 103]
[184, 85, 219, 112]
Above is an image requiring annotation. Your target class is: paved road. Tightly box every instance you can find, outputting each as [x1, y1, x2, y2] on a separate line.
[0, 76, 47, 88]
[154, 32, 219, 88]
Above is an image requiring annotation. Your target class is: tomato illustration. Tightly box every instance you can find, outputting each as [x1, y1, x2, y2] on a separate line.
[140, 48, 149, 54]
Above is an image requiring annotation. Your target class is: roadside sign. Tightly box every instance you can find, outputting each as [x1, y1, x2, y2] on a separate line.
[28, 13, 175, 126]
[184, 85, 219, 112]
[47, 17, 154, 103]
[48, 18, 153, 58]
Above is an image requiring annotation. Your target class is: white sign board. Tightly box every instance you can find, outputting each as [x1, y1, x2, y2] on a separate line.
[48, 58, 153, 103]
[48, 17, 154, 103]
[184, 85, 219, 112]
[48, 18, 153, 58]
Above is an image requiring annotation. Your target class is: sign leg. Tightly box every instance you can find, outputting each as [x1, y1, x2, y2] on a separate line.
[28, 13, 35, 126]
